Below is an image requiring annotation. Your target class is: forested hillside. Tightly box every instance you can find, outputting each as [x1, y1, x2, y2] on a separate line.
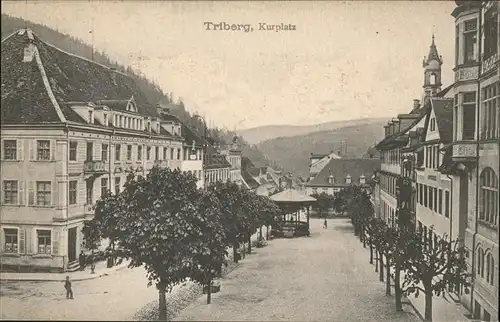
[1, 14, 275, 168]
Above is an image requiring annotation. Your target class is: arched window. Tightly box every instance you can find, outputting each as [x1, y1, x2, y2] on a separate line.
[490, 256, 495, 285]
[479, 168, 499, 226]
[477, 247, 483, 276]
[486, 252, 491, 283]
[430, 73, 436, 85]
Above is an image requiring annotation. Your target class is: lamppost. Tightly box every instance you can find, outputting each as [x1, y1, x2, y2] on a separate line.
[193, 114, 208, 189]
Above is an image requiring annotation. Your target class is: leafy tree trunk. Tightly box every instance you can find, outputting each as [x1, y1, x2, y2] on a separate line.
[379, 251, 384, 282]
[206, 278, 212, 304]
[259, 226, 263, 240]
[424, 281, 433, 321]
[369, 244, 373, 264]
[394, 263, 402, 311]
[158, 282, 167, 321]
[375, 250, 379, 272]
[362, 225, 366, 248]
[233, 242, 239, 263]
[247, 233, 251, 254]
[385, 254, 391, 296]
[266, 226, 269, 240]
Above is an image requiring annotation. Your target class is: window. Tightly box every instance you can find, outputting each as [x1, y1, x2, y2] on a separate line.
[86, 180, 93, 205]
[481, 82, 499, 140]
[69, 181, 77, 205]
[101, 178, 108, 197]
[445, 191, 450, 218]
[429, 187, 434, 210]
[103, 114, 108, 126]
[433, 188, 438, 212]
[4, 228, 18, 253]
[101, 144, 108, 162]
[115, 177, 121, 194]
[3, 140, 17, 160]
[177, 148, 181, 160]
[36, 181, 51, 206]
[37, 140, 50, 160]
[115, 144, 121, 161]
[430, 118, 436, 131]
[170, 148, 174, 160]
[455, 24, 459, 65]
[3, 180, 18, 204]
[484, 3, 499, 60]
[69, 141, 77, 161]
[463, 19, 477, 63]
[463, 92, 476, 140]
[479, 167, 498, 226]
[438, 189, 443, 214]
[88, 110, 94, 124]
[86, 142, 93, 161]
[37, 229, 51, 254]
[138, 145, 142, 161]
[424, 185, 428, 207]
[454, 94, 459, 141]
[127, 145, 132, 161]
[155, 146, 159, 160]
[486, 253, 492, 283]
[163, 147, 168, 160]
[147, 146, 151, 160]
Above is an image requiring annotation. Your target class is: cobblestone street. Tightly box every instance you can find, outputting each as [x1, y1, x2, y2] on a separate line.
[175, 218, 419, 321]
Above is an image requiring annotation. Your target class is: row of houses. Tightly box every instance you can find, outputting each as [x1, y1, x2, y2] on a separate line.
[0, 29, 249, 273]
[373, 1, 499, 321]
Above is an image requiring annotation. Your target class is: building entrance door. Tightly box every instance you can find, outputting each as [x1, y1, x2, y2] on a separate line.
[68, 227, 77, 262]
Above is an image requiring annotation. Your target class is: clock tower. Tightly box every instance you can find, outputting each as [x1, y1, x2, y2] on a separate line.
[422, 34, 443, 100]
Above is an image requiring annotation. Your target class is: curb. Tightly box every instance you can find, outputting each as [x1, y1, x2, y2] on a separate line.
[0, 263, 129, 282]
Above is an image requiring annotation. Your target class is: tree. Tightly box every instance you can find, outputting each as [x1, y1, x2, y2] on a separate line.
[190, 189, 228, 304]
[401, 229, 470, 321]
[81, 218, 101, 274]
[89, 167, 205, 321]
[311, 192, 331, 218]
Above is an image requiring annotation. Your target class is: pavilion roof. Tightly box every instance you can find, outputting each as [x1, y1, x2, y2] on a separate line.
[270, 188, 316, 204]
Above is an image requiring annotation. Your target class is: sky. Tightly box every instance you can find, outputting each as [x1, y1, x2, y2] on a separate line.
[2, 1, 457, 130]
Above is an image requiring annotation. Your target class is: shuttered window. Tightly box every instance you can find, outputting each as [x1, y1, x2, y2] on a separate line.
[37, 229, 51, 254]
[3, 180, 18, 204]
[37, 140, 50, 160]
[3, 140, 17, 160]
[69, 141, 77, 161]
[36, 181, 51, 206]
[3, 228, 18, 253]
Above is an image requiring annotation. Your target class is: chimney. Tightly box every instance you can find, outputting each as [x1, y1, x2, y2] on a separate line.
[413, 99, 420, 111]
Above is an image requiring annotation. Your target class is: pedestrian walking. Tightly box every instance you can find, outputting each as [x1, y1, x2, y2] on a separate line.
[323, 219, 328, 229]
[64, 276, 74, 299]
[78, 251, 86, 271]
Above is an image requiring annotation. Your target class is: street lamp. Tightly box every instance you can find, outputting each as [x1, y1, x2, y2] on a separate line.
[193, 114, 208, 189]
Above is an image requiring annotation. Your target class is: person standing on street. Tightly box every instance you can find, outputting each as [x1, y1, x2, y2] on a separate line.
[323, 218, 328, 229]
[65, 276, 74, 299]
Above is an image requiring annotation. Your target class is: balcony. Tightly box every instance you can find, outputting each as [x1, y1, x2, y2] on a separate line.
[84, 160, 108, 174]
[154, 160, 169, 168]
[481, 52, 499, 75]
[451, 141, 478, 162]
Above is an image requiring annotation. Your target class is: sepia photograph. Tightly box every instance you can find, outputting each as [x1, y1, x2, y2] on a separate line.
[0, 0, 498, 321]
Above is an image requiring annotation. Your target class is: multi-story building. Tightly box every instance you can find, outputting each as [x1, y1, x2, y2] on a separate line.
[449, 1, 499, 319]
[218, 138, 245, 188]
[308, 151, 342, 181]
[375, 1, 498, 319]
[204, 142, 232, 186]
[305, 158, 380, 196]
[0, 29, 196, 272]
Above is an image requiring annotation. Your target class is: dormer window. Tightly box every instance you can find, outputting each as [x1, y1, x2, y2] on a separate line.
[328, 175, 334, 184]
[346, 175, 351, 184]
[147, 121, 151, 132]
[88, 110, 94, 124]
[360, 175, 366, 184]
[103, 114, 108, 126]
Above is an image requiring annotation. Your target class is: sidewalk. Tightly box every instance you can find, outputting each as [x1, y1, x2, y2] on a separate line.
[0, 259, 130, 282]
[365, 246, 471, 322]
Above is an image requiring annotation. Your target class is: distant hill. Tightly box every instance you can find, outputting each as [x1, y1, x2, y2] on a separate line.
[257, 120, 386, 178]
[237, 117, 388, 145]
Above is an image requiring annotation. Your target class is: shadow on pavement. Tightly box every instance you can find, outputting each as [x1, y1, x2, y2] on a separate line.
[332, 224, 355, 233]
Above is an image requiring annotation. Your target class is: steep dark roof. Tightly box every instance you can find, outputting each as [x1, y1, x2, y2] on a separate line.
[424, 35, 443, 65]
[181, 123, 204, 147]
[241, 170, 259, 189]
[241, 157, 255, 170]
[204, 153, 231, 169]
[432, 98, 454, 143]
[1, 29, 157, 124]
[247, 167, 261, 177]
[306, 158, 381, 187]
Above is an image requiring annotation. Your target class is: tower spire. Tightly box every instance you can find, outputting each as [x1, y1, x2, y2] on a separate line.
[422, 34, 443, 100]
